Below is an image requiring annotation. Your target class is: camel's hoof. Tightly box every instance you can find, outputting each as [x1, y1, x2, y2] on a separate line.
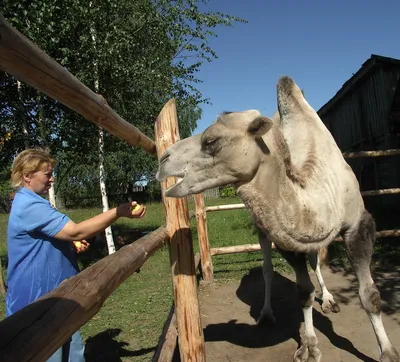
[293, 345, 308, 362]
[257, 312, 276, 326]
[321, 298, 340, 314]
[294, 346, 322, 362]
[380, 346, 400, 362]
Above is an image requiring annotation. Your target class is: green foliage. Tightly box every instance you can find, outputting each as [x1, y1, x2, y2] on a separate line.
[1, 1, 246, 206]
[220, 185, 237, 198]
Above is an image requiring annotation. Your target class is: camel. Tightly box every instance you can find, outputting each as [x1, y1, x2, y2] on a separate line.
[156, 76, 399, 362]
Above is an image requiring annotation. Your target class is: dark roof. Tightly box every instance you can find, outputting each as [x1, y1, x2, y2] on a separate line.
[318, 54, 400, 117]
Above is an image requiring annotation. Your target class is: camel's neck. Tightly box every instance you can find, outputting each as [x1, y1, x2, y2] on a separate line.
[236, 128, 340, 252]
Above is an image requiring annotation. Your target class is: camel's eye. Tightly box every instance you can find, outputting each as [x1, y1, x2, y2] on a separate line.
[201, 137, 221, 155]
[204, 138, 217, 146]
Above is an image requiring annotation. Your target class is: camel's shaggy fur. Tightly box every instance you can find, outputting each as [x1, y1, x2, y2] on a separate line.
[156, 77, 399, 362]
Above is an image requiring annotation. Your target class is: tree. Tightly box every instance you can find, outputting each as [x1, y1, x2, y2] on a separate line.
[0, 0, 246, 210]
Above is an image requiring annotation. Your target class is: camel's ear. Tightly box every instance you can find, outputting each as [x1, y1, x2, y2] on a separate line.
[277, 76, 305, 119]
[247, 116, 273, 136]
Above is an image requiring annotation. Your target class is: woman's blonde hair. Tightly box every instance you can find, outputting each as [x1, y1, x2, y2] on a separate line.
[11, 148, 56, 188]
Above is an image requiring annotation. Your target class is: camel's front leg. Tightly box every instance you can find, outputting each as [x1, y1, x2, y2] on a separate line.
[257, 232, 275, 325]
[279, 249, 322, 362]
[308, 251, 340, 314]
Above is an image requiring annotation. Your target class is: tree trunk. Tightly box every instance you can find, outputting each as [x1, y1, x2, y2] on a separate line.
[17, 80, 30, 149]
[90, 11, 115, 254]
[37, 96, 56, 207]
[98, 128, 115, 254]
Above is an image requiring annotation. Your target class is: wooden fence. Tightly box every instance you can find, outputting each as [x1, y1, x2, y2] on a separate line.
[0, 15, 204, 361]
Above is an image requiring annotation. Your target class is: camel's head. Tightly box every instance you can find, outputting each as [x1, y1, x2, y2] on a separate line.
[156, 76, 311, 197]
[156, 110, 273, 197]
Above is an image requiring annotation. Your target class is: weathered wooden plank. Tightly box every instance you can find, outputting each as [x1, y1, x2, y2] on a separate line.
[153, 254, 201, 362]
[343, 149, 400, 159]
[205, 203, 247, 212]
[0, 15, 156, 155]
[0, 226, 168, 361]
[194, 193, 214, 282]
[155, 99, 206, 362]
[210, 243, 265, 256]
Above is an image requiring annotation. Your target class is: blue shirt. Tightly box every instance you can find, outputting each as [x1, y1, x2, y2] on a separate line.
[6, 187, 79, 316]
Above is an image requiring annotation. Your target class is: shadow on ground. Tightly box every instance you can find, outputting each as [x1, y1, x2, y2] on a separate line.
[329, 263, 400, 318]
[84, 328, 156, 362]
[202, 266, 387, 362]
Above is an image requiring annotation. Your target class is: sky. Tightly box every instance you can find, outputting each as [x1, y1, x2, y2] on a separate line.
[191, 0, 400, 135]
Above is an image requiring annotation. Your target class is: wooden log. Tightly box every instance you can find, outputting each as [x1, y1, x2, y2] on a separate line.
[205, 203, 247, 212]
[194, 194, 214, 282]
[0, 226, 168, 361]
[210, 243, 267, 256]
[318, 247, 329, 267]
[0, 257, 6, 297]
[0, 15, 156, 155]
[343, 149, 400, 159]
[209, 226, 400, 258]
[155, 99, 205, 362]
[153, 253, 202, 362]
[361, 188, 400, 196]
[204, 187, 400, 216]
[153, 307, 178, 362]
[376, 229, 400, 238]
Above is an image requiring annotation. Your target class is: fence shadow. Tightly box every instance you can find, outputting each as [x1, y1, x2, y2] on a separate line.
[84, 328, 156, 362]
[328, 263, 400, 319]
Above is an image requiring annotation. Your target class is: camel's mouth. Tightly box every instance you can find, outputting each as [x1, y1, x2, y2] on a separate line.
[158, 171, 187, 196]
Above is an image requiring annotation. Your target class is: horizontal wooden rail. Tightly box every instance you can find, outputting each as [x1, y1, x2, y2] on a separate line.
[361, 188, 400, 196]
[211, 243, 268, 256]
[205, 204, 247, 212]
[0, 15, 156, 155]
[209, 229, 400, 257]
[0, 226, 169, 362]
[343, 149, 400, 159]
[206, 188, 400, 214]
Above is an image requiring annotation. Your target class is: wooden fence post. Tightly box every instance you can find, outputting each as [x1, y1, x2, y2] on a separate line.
[155, 99, 206, 362]
[194, 194, 214, 282]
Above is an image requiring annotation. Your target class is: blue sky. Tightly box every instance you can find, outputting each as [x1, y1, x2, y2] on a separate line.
[191, 0, 400, 135]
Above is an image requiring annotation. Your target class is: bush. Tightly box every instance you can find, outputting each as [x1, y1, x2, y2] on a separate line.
[220, 185, 237, 198]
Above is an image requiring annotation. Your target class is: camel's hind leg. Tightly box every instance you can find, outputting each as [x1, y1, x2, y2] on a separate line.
[308, 251, 340, 314]
[343, 210, 399, 362]
[278, 248, 322, 362]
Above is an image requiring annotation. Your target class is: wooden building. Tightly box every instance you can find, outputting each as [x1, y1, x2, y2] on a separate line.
[318, 54, 400, 222]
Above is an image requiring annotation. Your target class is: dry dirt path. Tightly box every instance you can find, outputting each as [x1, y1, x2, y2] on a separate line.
[198, 265, 400, 362]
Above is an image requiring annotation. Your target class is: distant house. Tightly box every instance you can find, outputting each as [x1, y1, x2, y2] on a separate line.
[317, 55, 400, 213]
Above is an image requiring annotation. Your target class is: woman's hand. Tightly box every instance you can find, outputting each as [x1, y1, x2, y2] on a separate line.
[117, 201, 146, 219]
[73, 239, 90, 253]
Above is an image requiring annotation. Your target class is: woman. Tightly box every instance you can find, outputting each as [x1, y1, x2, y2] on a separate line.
[6, 148, 146, 361]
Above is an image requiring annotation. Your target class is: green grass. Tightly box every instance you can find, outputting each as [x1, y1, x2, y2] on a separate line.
[0, 197, 279, 361]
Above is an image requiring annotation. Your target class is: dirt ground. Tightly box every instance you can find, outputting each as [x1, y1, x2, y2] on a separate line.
[198, 264, 400, 362]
